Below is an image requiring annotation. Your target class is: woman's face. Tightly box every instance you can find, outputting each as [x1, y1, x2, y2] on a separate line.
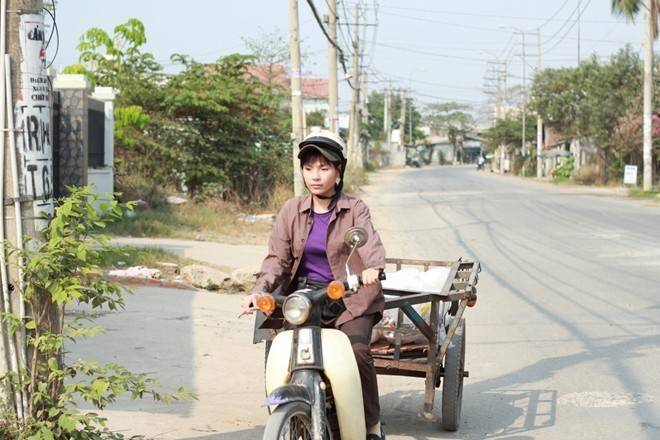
[302, 156, 340, 197]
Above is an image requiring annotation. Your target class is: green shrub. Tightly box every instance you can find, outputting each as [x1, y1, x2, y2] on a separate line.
[115, 174, 168, 208]
[0, 187, 195, 439]
[554, 156, 575, 180]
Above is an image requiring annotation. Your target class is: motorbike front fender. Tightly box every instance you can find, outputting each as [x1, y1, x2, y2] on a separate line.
[264, 383, 312, 407]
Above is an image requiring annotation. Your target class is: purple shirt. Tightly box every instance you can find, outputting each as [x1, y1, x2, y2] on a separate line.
[298, 210, 335, 283]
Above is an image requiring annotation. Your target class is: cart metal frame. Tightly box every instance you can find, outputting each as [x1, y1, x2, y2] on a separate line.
[373, 258, 481, 419]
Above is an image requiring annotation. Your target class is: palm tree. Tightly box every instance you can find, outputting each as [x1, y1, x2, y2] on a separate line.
[611, 0, 657, 190]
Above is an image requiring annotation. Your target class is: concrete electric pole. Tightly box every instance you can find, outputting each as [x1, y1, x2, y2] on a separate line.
[326, 0, 338, 133]
[642, 0, 654, 191]
[289, 0, 305, 196]
[399, 89, 406, 148]
[383, 87, 390, 141]
[2, 0, 51, 419]
[521, 31, 527, 157]
[348, 3, 361, 167]
[536, 28, 543, 178]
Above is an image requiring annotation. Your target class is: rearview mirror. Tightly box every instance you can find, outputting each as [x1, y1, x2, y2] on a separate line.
[344, 227, 367, 249]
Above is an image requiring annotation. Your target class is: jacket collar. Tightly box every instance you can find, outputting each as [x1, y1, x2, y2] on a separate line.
[299, 193, 350, 213]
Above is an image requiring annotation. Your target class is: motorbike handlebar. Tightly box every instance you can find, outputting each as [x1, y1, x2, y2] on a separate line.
[267, 270, 387, 305]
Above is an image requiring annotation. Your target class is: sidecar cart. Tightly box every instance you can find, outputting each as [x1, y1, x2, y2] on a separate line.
[371, 258, 480, 431]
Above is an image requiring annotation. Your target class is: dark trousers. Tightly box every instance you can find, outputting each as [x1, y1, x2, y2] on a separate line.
[338, 314, 380, 427]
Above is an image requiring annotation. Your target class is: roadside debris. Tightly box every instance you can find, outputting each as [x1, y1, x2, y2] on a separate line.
[108, 266, 162, 279]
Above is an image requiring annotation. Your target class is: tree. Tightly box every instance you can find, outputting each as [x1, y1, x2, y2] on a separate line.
[306, 110, 326, 128]
[163, 54, 290, 199]
[611, 0, 657, 189]
[483, 113, 537, 153]
[530, 48, 643, 180]
[68, 19, 292, 204]
[75, 18, 163, 109]
[424, 102, 475, 164]
[366, 91, 423, 143]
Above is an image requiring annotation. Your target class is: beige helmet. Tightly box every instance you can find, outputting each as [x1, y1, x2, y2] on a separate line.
[297, 130, 347, 165]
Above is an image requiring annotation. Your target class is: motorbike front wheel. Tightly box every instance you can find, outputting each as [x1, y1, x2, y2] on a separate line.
[263, 401, 332, 440]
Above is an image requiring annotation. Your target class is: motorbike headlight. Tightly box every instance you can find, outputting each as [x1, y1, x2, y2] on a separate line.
[283, 293, 312, 325]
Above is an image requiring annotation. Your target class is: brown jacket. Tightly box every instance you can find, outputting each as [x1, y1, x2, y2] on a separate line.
[251, 193, 386, 326]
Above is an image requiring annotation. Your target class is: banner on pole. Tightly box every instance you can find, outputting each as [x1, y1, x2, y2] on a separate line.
[15, 14, 54, 229]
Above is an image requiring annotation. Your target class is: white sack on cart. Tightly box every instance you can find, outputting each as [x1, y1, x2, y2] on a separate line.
[372, 267, 452, 344]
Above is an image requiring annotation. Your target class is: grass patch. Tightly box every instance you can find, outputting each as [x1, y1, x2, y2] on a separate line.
[103, 245, 193, 269]
[628, 188, 660, 200]
[551, 176, 573, 185]
[105, 200, 274, 245]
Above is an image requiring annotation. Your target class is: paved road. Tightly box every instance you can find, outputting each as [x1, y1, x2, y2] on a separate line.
[70, 166, 660, 439]
[365, 166, 660, 440]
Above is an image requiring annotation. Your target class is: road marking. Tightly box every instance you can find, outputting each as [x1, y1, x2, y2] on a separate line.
[558, 391, 654, 408]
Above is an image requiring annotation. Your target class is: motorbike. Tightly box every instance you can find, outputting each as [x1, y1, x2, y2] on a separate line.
[253, 227, 384, 440]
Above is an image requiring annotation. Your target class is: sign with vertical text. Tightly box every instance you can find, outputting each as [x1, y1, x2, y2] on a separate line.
[15, 14, 54, 228]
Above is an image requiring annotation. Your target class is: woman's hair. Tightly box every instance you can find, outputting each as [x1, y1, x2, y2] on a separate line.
[299, 148, 342, 172]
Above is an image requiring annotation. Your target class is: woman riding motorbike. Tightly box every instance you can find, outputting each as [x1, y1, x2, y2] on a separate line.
[241, 130, 386, 440]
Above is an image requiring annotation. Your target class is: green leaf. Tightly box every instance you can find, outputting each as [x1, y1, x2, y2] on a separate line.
[58, 414, 77, 431]
[47, 357, 59, 371]
[25, 319, 37, 329]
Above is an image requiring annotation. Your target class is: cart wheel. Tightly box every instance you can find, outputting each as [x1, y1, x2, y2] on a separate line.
[441, 318, 465, 431]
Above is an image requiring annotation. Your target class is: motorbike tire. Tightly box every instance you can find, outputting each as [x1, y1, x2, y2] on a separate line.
[264, 340, 272, 415]
[441, 318, 465, 432]
[263, 401, 332, 440]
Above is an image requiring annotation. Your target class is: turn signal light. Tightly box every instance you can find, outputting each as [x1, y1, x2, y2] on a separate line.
[467, 296, 477, 307]
[256, 294, 276, 314]
[327, 280, 346, 300]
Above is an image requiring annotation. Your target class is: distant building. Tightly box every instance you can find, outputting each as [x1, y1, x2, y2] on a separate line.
[424, 129, 484, 164]
[247, 64, 329, 129]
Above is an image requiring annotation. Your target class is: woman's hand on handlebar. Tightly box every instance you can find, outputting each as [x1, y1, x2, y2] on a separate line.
[240, 293, 260, 315]
[361, 268, 381, 287]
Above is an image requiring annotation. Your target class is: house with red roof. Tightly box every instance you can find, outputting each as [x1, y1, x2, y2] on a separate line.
[247, 64, 330, 129]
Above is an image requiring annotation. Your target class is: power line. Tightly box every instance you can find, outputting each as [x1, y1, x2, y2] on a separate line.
[378, 8, 635, 46]
[543, 0, 593, 55]
[542, 2, 581, 46]
[409, 90, 484, 104]
[305, 0, 351, 77]
[374, 42, 488, 63]
[538, 0, 571, 29]
[378, 7, 621, 26]
[367, 66, 479, 91]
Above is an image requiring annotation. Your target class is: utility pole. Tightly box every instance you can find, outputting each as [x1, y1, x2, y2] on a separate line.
[289, 0, 305, 196]
[577, 0, 581, 64]
[326, 0, 338, 133]
[521, 31, 527, 157]
[399, 89, 406, 162]
[643, 0, 654, 190]
[408, 95, 413, 145]
[361, 70, 368, 166]
[399, 89, 406, 142]
[383, 87, 390, 142]
[348, 2, 361, 167]
[536, 28, 543, 179]
[2, 0, 50, 419]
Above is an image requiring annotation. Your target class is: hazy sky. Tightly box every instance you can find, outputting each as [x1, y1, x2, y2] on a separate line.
[51, 0, 652, 119]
